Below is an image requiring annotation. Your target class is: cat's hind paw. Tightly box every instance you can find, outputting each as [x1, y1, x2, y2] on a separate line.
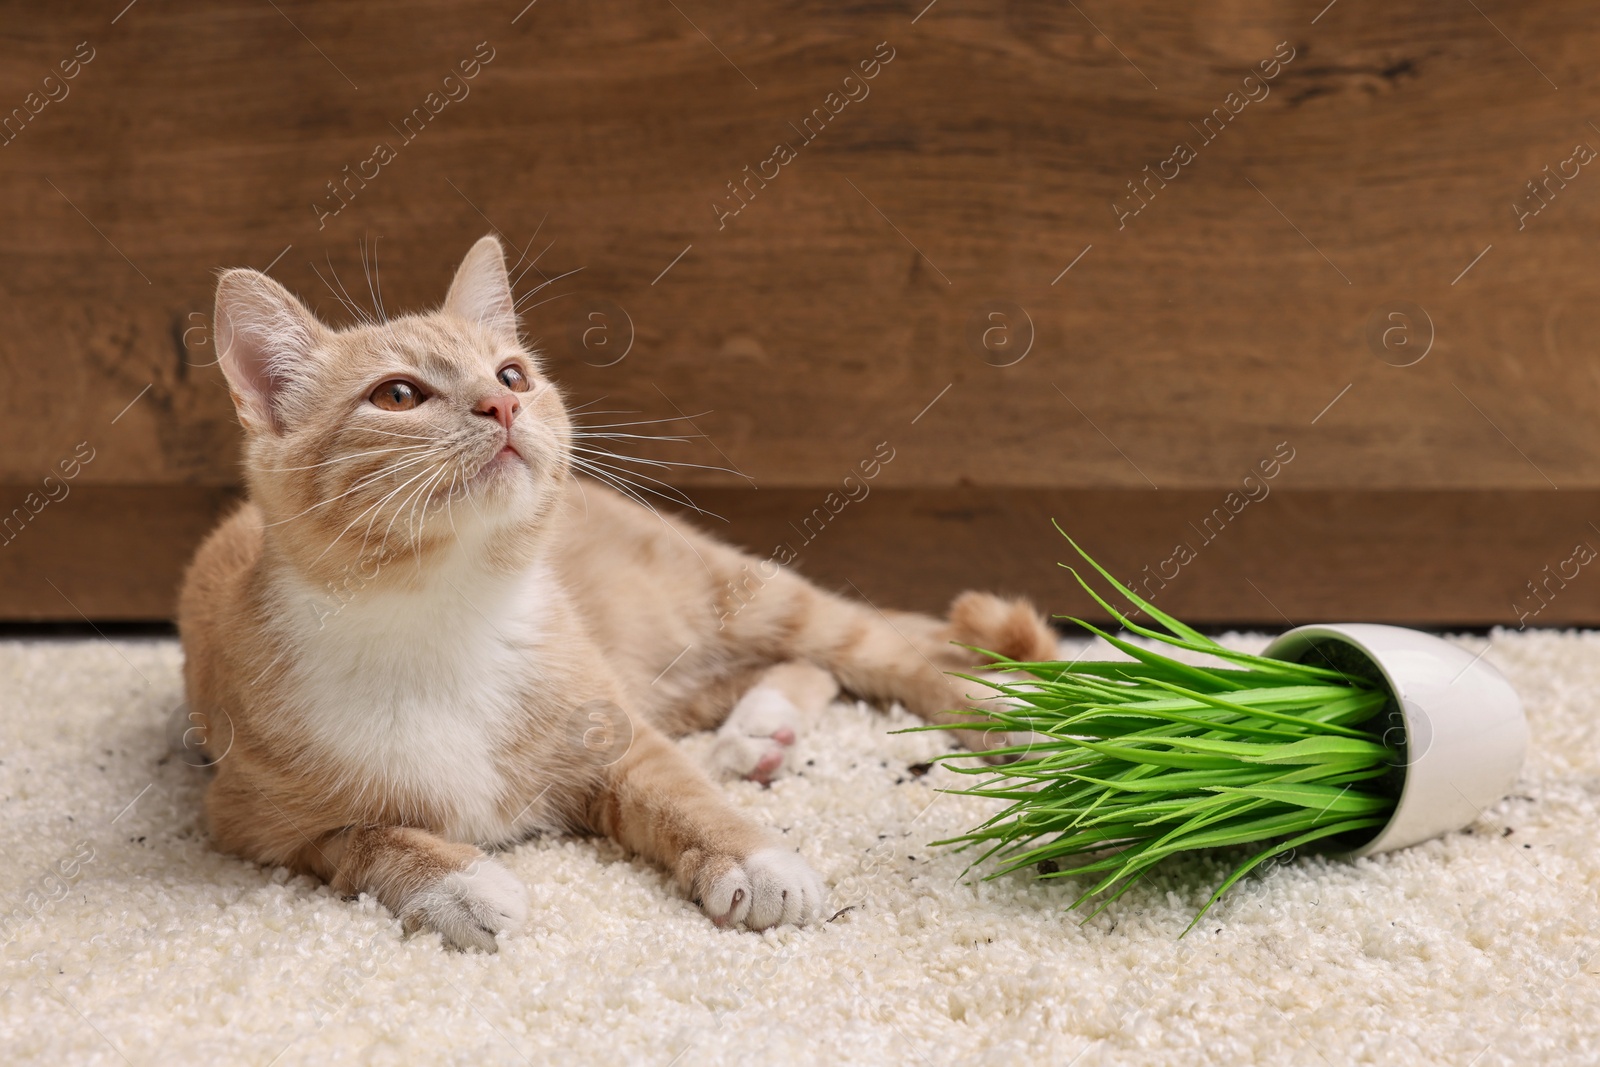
[709, 687, 800, 784]
[946, 591, 1059, 663]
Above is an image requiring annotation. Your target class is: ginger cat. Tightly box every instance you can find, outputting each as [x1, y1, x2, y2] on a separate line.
[176, 236, 1056, 951]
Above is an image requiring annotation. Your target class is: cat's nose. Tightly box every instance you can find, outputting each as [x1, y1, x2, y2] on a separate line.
[474, 391, 521, 430]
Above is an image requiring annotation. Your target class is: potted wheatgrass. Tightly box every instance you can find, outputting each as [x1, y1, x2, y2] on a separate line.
[928, 529, 1527, 933]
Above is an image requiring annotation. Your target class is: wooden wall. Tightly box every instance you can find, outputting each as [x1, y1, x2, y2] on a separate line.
[1, 1, 1597, 625]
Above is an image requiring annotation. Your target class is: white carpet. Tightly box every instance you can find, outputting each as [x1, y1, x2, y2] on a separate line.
[1, 630, 1597, 1066]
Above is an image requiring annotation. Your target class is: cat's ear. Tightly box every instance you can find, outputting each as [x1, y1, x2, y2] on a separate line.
[213, 269, 326, 434]
[443, 235, 519, 346]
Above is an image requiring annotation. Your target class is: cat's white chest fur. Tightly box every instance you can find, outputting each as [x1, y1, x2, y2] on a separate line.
[271, 556, 555, 844]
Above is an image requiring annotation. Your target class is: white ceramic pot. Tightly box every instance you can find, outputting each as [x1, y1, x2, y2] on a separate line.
[1262, 623, 1528, 858]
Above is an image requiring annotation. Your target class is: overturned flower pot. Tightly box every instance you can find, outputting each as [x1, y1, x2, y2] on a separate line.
[929, 529, 1530, 930]
[1262, 623, 1527, 858]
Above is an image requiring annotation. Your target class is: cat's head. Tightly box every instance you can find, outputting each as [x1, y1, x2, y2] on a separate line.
[214, 235, 570, 583]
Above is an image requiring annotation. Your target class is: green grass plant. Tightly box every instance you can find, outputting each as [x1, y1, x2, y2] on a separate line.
[925, 527, 1401, 933]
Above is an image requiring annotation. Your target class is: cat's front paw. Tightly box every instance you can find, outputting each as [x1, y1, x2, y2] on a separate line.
[400, 856, 528, 953]
[697, 847, 826, 930]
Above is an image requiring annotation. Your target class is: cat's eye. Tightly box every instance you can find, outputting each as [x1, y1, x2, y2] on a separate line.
[370, 380, 423, 411]
[497, 364, 530, 392]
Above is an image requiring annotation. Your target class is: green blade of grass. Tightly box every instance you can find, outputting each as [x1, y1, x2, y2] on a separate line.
[1052, 524, 1219, 648]
[1051, 538, 1362, 685]
[1205, 783, 1394, 815]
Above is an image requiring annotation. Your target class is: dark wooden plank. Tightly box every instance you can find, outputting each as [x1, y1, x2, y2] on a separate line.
[4, 485, 1594, 627]
[1, 2, 1597, 621]
[1, 1, 1597, 489]
[693, 488, 1600, 627]
[0, 485, 242, 622]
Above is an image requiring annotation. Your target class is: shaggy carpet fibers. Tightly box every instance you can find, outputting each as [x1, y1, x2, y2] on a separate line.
[0, 631, 1596, 1066]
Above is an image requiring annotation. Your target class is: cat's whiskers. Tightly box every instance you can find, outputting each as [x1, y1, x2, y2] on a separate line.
[561, 400, 749, 527]
[407, 464, 455, 550]
[566, 414, 716, 487]
[348, 470, 435, 564]
[378, 466, 437, 558]
[360, 236, 387, 322]
[327, 249, 383, 326]
[497, 215, 546, 290]
[567, 453, 724, 522]
[507, 244, 555, 294]
[352, 470, 438, 563]
[416, 464, 461, 563]
[572, 413, 710, 430]
[260, 448, 447, 529]
[320, 460, 448, 565]
[565, 470, 592, 522]
[441, 470, 461, 541]
[506, 225, 551, 289]
[431, 436, 494, 525]
[568, 430, 702, 444]
[564, 409, 727, 559]
[566, 458, 719, 580]
[566, 457, 661, 515]
[460, 464, 489, 524]
[364, 453, 457, 560]
[337, 450, 449, 507]
[350, 428, 437, 442]
[384, 438, 493, 564]
[569, 444, 744, 480]
[510, 265, 583, 314]
[386, 465, 448, 566]
[265, 443, 433, 473]
[516, 289, 583, 315]
[568, 456, 721, 526]
[310, 255, 374, 327]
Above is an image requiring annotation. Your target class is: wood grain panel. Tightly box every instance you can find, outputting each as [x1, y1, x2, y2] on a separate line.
[0, 1, 1595, 621]
[0, 486, 242, 622]
[5, 486, 1597, 627]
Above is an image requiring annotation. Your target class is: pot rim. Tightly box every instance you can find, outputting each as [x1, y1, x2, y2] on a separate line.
[1263, 623, 1527, 859]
